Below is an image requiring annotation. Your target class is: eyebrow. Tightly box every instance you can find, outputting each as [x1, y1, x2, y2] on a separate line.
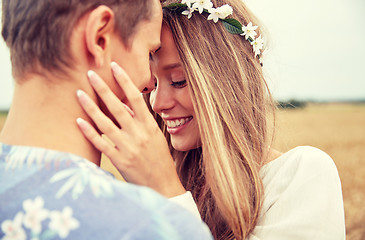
[163, 63, 182, 71]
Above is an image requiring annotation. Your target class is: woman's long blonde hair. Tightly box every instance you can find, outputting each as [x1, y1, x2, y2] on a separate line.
[149, 0, 275, 239]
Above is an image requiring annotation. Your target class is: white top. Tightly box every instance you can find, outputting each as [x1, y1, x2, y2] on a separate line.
[170, 146, 346, 239]
[170, 191, 201, 219]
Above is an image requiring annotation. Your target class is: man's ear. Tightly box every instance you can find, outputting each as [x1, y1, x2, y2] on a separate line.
[85, 6, 115, 68]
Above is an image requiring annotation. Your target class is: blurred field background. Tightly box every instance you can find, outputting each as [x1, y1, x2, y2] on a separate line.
[1, 103, 364, 239]
[272, 103, 365, 240]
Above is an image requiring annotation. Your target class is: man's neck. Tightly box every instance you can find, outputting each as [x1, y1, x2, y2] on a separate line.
[0, 72, 102, 166]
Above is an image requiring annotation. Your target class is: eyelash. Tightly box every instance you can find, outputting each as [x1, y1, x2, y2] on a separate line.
[171, 80, 187, 88]
[153, 80, 187, 89]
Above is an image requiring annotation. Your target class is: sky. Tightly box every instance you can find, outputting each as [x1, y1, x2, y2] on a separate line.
[0, 0, 365, 110]
[245, 0, 365, 101]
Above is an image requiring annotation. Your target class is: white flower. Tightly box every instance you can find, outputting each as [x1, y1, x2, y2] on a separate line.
[1, 212, 26, 240]
[259, 56, 263, 64]
[207, 9, 219, 22]
[49, 207, 80, 239]
[241, 22, 258, 40]
[23, 197, 49, 234]
[208, 4, 233, 23]
[258, 49, 267, 64]
[192, 0, 213, 14]
[182, 7, 195, 19]
[181, 0, 196, 8]
[217, 4, 233, 18]
[251, 35, 264, 56]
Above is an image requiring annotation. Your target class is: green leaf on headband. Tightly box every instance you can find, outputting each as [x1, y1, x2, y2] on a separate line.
[164, 3, 186, 8]
[164, 3, 187, 12]
[222, 18, 244, 35]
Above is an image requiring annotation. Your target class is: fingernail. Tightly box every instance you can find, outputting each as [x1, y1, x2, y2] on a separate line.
[76, 117, 85, 125]
[87, 70, 98, 85]
[76, 90, 88, 105]
[111, 62, 123, 76]
[76, 89, 85, 98]
[76, 118, 88, 131]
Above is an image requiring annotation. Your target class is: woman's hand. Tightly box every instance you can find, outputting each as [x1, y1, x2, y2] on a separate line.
[76, 62, 185, 198]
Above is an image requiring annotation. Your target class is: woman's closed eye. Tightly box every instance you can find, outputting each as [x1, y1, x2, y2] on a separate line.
[152, 79, 186, 89]
[171, 80, 187, 88]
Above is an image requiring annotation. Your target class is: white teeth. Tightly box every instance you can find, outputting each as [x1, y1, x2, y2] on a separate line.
[166, 117, 192, 128]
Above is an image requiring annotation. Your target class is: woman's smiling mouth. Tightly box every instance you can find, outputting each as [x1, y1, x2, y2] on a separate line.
[165, 116, 193, 134]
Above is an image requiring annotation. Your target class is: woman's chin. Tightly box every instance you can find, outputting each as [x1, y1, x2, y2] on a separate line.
[171, 139, 201, 152]
[172, 143, 191, 152]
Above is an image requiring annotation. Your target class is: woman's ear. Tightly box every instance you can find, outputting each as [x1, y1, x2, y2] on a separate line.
[85, 6, 115, 68]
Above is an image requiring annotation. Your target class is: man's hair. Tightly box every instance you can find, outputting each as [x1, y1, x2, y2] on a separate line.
[1, 0, 153, 79]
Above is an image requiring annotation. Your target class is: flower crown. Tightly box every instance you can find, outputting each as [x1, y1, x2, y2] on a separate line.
[164, 0, 264, 64]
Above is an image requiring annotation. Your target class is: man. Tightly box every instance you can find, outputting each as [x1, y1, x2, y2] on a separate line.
[0, 0, 212, 239]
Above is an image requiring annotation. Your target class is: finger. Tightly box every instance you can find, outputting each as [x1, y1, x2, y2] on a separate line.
[76, 117, 119, 159]
[87, 70, 134, 127]
[76, 89, 127, 146]
[111, 62, 150, 120]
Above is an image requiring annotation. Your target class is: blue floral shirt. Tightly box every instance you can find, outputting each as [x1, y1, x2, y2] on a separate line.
[0, 143, 212, 240]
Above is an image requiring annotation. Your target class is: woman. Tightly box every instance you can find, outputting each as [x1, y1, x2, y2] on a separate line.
[76, 0, 345, 239]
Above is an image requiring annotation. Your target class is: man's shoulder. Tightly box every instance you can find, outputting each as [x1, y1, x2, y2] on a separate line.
[0, 142, 160, 204]
[0, 143, 213, 239]
[0, 142, 166, 205]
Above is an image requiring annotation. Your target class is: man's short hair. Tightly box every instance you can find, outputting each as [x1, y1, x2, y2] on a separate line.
[1, 0, 153, 79]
